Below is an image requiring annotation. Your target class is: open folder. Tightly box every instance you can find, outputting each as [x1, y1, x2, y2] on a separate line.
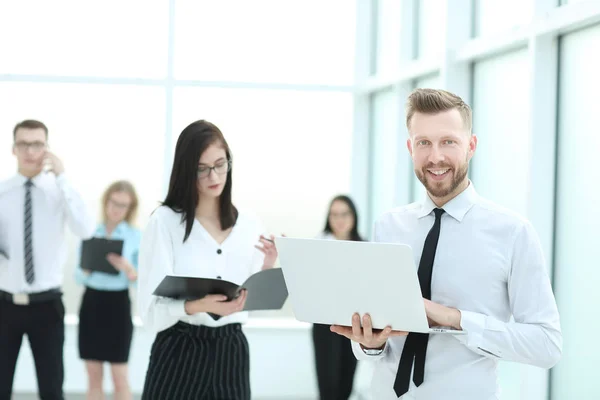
[275, 237, 465, 334]
[153, 268, 288, 312]
[80, 238, 124, 275]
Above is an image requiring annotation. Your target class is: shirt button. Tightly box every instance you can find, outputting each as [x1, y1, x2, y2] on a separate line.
[217, 249, 222, 255]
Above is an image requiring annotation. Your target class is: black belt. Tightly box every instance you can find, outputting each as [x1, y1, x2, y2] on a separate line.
[0, 288, 62, 305]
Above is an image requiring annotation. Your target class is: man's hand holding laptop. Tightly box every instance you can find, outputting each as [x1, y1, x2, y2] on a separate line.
[330, 313, 407, 350]
[331, 299, 463, 349]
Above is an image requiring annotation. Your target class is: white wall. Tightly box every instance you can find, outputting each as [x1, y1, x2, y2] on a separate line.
[13, 317, 375, 400]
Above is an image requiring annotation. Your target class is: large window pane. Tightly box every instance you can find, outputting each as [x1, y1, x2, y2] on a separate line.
[471, 49, 530, 400]
[369, 89, 400, 225]
[552, 24, 600, 399]
[0, 83, 166, 315]
[418, 0, 447, 60]
[174, 0, 355, 85]
[471, 49, 530, 218]
[373, 0, 402, 75]
[0, 1, 168, 78]
[474, 0, 534, 37]
[410, 75, 442, 203]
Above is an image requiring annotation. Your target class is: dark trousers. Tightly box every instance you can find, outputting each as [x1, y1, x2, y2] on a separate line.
[0, 297, 65, 400]
[312, 323, 358, 400]
[142, 322, 250, 400]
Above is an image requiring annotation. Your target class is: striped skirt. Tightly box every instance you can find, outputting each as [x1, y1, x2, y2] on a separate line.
[142, 322, 250, 400]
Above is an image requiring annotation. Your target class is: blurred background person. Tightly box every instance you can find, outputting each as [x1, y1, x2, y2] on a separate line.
[0, 119, 95, 400]
[312, 195, 364, 400]
[75, 180, 141, 400]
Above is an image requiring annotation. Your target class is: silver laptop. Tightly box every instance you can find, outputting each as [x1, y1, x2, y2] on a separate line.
[274, 237, 465, 335]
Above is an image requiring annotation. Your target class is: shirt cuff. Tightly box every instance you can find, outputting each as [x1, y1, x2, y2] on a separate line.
[168, 300, 188, 318]
[456, 309, 486, 348]
[351, 340, 388, 361]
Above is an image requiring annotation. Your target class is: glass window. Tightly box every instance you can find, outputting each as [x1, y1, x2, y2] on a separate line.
[471, 48, 530, 399]
[418, 0, 447, 60]
[0, 1, 168, 78]
[0, 83, 166, 315]
[410, 75, 442, 203]
[474, 0, 534, 37]
[471, 49, 530, 218]
[552, 24, 600, 399]
[174, 0, 356, 85]
[373, 0, 403, 75]
[369, 89, 400, 225]
[172, 87, 353, 236]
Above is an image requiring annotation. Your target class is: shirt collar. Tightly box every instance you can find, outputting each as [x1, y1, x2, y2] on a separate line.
[417, 181, 478, 222]
[2, 172, 49, 193]
[100, 221, 128, 237]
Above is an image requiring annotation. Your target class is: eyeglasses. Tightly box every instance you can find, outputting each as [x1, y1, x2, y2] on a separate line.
[108, 199, 131, 209]
[14, 141, 46, 152]
[197, 160, 231, 179]
[329, 211, 352, 219]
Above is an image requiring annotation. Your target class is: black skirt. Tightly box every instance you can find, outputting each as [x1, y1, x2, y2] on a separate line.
[78, 287, 133, 363]
[142, 322, 250, 400]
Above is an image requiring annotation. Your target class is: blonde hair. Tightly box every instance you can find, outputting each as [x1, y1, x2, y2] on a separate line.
[101, 180, 139, 225]
[405, 88, 472, 133]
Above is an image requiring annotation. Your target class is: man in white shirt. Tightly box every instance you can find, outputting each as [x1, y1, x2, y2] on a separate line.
[331, 89, 562, 399]
[0, 120, 95, 400]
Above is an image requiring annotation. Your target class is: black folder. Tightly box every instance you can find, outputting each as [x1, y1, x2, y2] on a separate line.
[153, 268, 288, 312]
[80, 238, 124, 275]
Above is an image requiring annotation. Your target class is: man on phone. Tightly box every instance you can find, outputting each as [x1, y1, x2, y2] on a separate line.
[0, 120, 95, 400]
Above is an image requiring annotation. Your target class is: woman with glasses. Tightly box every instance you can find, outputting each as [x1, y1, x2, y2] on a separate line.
[75, 180, 140, 400]
[137, 120, 278, 400]
[313, 195, 364, 400]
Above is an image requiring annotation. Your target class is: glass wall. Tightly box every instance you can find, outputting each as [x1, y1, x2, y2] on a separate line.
[552, 23, 600, 399]
[471, 48, 531, 217]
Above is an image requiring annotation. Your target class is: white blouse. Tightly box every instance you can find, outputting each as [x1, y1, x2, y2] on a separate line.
[137, 205, 266, 333]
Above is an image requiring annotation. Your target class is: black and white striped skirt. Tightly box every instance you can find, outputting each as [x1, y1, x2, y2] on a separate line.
[142, 321, 250, 400]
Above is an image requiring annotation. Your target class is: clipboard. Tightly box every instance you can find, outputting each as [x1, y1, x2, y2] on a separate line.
[153, 268, 288, 312]
[80, 238, 124, 275]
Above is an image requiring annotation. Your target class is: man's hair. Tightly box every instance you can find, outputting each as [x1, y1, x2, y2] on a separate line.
[13, 120, 49, 139]
[405, 88, 472, 133]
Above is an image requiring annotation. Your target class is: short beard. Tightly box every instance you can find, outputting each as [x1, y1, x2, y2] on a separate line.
[415, 159, 469, 199]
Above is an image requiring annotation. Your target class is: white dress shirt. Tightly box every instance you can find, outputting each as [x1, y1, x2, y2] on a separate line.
[0, 172, 95, 294]
[352, 182, 562, 400]
[137, 205, 266, 333]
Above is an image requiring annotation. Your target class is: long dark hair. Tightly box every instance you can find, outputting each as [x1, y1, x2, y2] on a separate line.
[323, 195, 363, 241]
[162, 120, 237, 242]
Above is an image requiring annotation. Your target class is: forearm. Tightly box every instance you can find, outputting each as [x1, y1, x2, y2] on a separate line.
[456, 310, 562, 368]
[56, 175, 95, 238]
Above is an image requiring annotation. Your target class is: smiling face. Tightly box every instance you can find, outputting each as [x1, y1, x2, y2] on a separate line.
[407, 108, 477, 205]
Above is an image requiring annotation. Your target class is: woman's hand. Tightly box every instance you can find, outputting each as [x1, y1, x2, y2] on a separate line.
[185, 290, 248, 316]
[106, 253, 137, 281]
[255, 234, 283, 269]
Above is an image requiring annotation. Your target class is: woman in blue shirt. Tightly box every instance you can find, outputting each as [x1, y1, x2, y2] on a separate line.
[75, 180, 141, 400]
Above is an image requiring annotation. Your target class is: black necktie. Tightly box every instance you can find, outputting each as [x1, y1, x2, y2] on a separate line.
[394, 208, 444, 397]
[24, 179, 35, 284]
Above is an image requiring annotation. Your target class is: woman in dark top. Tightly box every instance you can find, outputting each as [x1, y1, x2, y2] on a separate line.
[313, 195, 364, 400]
